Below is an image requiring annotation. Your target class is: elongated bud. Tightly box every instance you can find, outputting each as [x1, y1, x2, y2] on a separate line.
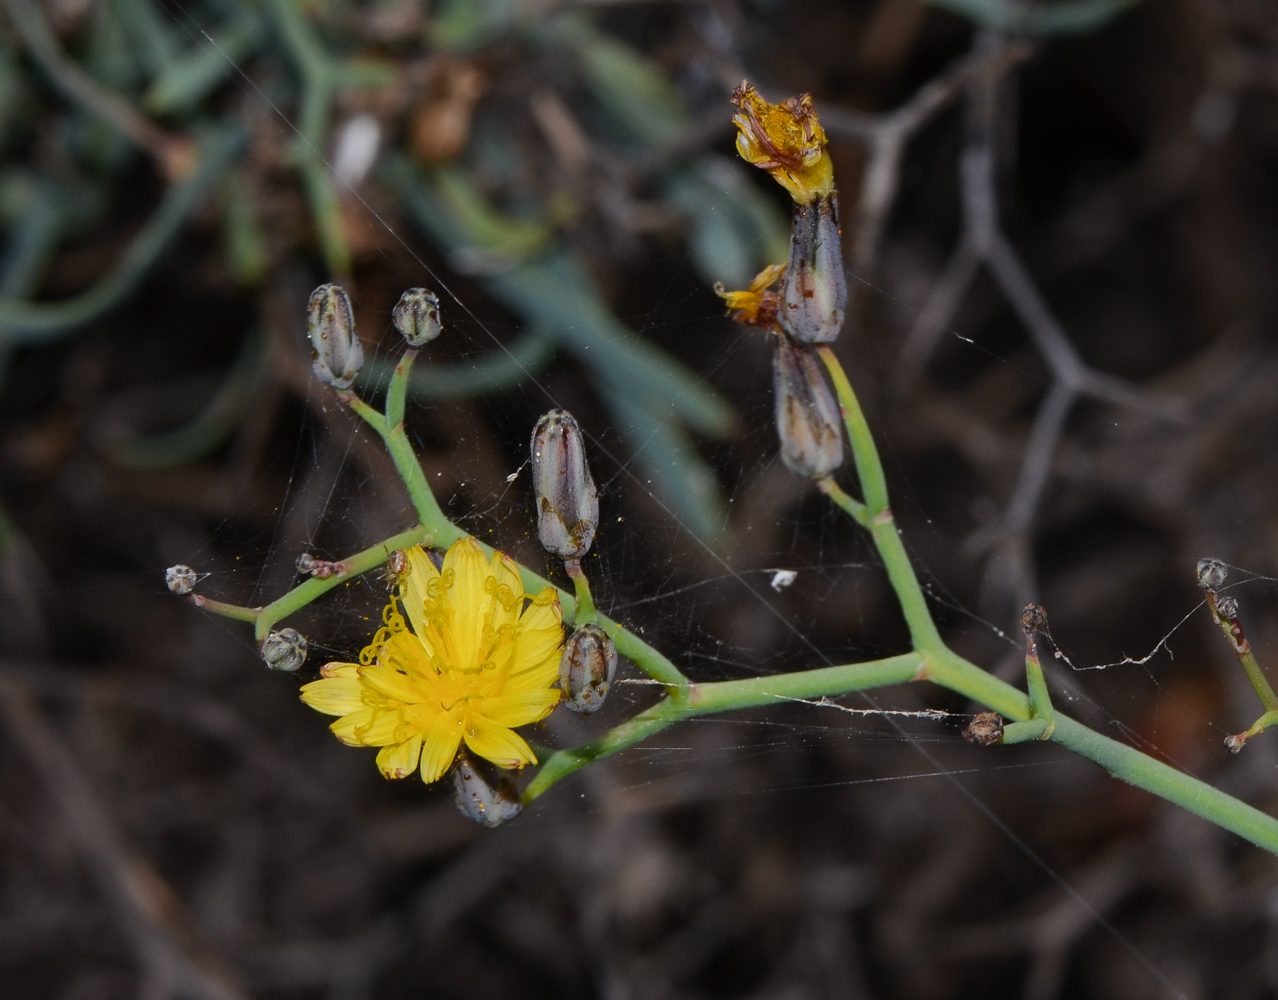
[260, 628, 307, 672]
[307, 283, 363, 389]
[165, 564, 198, 596]
[392, 288, 442, 347]
[559, 623, 617, 714]
[772, 336, 843, 478]
[1196, 557, 1227, 591]
[778, 195, 846, 344]
[451, 754, 522, 827]
[531, 410, 599, 559]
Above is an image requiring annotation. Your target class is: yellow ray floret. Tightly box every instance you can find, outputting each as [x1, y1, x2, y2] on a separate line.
[730, 82, 834, 203]
[300, 537, 564, 784]
[715, 262, 786, 330]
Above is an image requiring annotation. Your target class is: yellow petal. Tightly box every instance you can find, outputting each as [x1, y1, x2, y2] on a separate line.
[518, 588, 562, 632]
[419, 708, 464, 783]
[320, 661, 359, 679]
[381, 630, 441, 688]
[464, 715, 537, 770]
[489, 551, 524, 632]
[359, 662, 429, 704]
[443, 537, 490, 668]
[501, 653, 561, 694]
[300, 677, 364, 716]
[376, 731, 424, 779]
[399, 545, 440, 641]
[359, 706, 403, 745]
[330, 707, 374, 745]
[478, 688, 561, 728]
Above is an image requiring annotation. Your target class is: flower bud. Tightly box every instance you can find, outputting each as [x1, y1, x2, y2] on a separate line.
[307, 283, 363, 389]
[1216, 596, 1240, 620]
[772, 336, 843, 478]
[260, 628, 307, 672]
[530, 410, 599, 560]
[1019, 603, 1048, 634]
[392, 288, 442, 347]
[450, 754, 522, 828]
[559, 623, 617, 714]
[1196, 557, 1228, 591]
[165, 564, 198, 595]
[777, 194, 846, 344]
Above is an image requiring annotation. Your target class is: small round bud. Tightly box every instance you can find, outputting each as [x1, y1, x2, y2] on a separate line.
[260, 628, 307, 672]
[1019, 603, 1048, 635]
[963, 712, 1004, 746]
[296, 552, 316, 575]
[531, 410, 599, 560]
[772, 335, 843, 478]
[307, 283, 364, 389]
[559, 623, 617, 714]
[165, 564, 198, 596]
[1216, 596, 1240, 620]
[1225, 733, 1247, 754]
[450, 754, 522, 827]
[1196, 558, 1228, 591]
[392, 288, 442, 347]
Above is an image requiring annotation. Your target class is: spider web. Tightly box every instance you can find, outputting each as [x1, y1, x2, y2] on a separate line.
[31, 1, 1278, 996]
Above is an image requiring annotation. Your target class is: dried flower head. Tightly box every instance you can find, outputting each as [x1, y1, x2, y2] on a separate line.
[300, 538, 564, 783]
[715, 263, 786, 331]
[730, 82, 834, 203]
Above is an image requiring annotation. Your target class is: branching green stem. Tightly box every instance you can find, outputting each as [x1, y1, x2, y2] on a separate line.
[188, 343, 1278, 856]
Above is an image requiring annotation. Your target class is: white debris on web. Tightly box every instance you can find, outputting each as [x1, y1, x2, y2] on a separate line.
[769, 569, 797, 592]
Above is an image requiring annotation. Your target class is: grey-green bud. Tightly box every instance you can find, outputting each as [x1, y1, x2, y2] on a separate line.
[1196, 557, 1228, 591]
[260, 628, 307, 672]
[531, 410, 599, 560]
[165, 564, 198, 595]
[307, 283, 363, 389]
[778, 193, 846, 344]
[773, 335, 843, 478]
[450, 754, 522, 827]
[392, 288, 442, 347]
[559, 623, 617, 714]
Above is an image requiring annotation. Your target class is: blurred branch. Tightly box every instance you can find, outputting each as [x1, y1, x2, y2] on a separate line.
[2, 0, 193, 177]
[0, 674, 249, 1000]
[0, 127, 244, 346]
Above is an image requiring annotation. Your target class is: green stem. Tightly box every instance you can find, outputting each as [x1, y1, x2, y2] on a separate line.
[817, 346, 943, 652]
[189, 595, 260, 623]
[524, 653, 923, 803]
[567, 561, 597, 625]
[1207, 591, 1278, 712]
[1002, 640, 1056, 743]
[253, 524, 432, 639]
[817, 476, 869, 527]
[384, 349, 418, 430]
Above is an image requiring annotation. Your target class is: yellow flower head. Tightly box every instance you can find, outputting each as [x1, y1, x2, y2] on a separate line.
[730, 82, 834, 203]
[300, 538, 563, 784]
[715, 263, 786, 330]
